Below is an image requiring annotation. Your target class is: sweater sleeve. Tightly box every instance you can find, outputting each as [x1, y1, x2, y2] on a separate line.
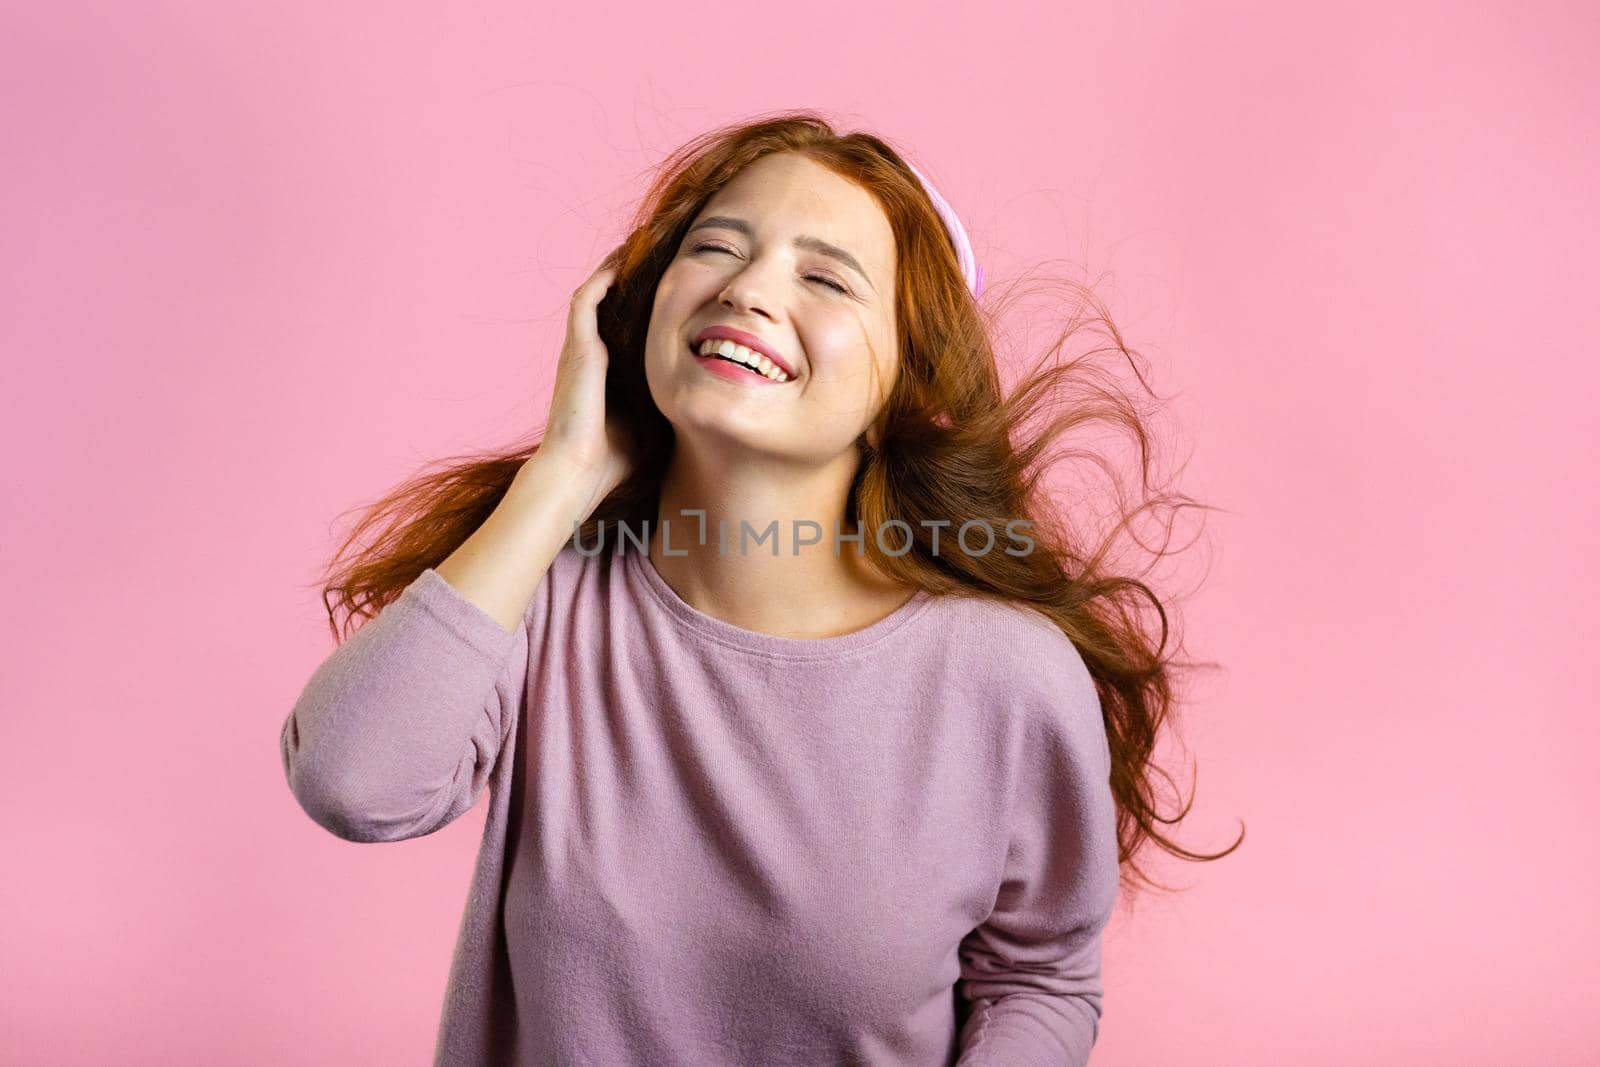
[954, 662, 1121, 1066]
[280, 568, 532, 844]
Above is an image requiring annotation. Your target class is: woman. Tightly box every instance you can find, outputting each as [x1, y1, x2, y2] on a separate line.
[281, 111, 1237, 1066]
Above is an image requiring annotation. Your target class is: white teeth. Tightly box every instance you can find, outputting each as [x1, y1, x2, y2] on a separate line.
[696, 339, 789, 382]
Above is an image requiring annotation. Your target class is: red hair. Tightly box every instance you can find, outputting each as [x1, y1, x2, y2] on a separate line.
[313, 109, 1242, 898]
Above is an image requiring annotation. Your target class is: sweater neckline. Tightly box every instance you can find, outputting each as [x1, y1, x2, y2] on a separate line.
[619, 540, 935, 660]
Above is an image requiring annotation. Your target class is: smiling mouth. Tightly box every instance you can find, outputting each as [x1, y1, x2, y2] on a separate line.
[689, 341, 792, 383]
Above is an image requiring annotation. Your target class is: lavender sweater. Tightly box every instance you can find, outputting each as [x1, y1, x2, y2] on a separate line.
[280, 539, 1120, 1065]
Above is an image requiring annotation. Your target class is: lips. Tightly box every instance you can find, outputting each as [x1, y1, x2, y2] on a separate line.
[690, 341, 786, 384]
[690, 325, 797, 379]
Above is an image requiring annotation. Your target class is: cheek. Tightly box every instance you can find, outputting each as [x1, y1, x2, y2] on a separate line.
[642, 293, 682, 389]
[647, 276, 695, 345]
[658, 260, 715, 304]
[804, 316, 893, 381]
[651, 271, 685, 316]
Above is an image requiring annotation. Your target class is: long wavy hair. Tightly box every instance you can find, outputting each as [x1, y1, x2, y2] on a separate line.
[311, 109, 1242, 897]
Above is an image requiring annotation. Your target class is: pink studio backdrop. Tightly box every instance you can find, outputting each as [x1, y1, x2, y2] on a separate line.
[3, 2, 1595, 1064]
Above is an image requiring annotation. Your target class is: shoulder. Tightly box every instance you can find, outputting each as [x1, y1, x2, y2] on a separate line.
[545, 538, 632, 591]
[933, 592, 1107, 765]
[516, 540, 614, 633]
[935, 592, 1096, 700]
[544, 539, 599, 583]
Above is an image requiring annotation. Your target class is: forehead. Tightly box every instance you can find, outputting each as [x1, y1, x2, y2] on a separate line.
[697, 153, 896, 278]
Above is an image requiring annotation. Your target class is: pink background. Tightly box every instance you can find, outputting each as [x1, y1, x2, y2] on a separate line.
[3, 2, 1596, 1063]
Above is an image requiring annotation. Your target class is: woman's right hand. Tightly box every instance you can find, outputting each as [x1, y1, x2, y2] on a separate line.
[525, 247, 636, 510]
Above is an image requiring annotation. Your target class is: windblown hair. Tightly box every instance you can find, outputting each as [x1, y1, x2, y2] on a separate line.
[313, 109, 1242, 898]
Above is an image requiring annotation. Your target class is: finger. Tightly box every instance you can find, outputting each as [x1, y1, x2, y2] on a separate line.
[566, 269, 618, 347]
[581, 246, 624, 292]
[571, 256, 620, 308]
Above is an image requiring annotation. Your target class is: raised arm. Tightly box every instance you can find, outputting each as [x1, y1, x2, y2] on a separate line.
[280, 251, 631, 843]
[279, 456, 594, 843]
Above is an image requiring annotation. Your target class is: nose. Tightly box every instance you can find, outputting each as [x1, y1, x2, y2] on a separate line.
[716, 256, 780, 321]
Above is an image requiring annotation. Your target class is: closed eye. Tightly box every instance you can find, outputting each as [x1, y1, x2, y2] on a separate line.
[690, 242, 851, 295]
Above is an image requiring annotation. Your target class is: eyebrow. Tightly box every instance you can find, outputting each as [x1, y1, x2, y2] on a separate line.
[684, 215, 877, 294]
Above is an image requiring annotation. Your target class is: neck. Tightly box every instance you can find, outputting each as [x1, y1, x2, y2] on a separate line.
[644, 437, 910, 639]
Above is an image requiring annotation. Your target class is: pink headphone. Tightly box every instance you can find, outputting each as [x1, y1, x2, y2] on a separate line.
[905, 161, 984, 298]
